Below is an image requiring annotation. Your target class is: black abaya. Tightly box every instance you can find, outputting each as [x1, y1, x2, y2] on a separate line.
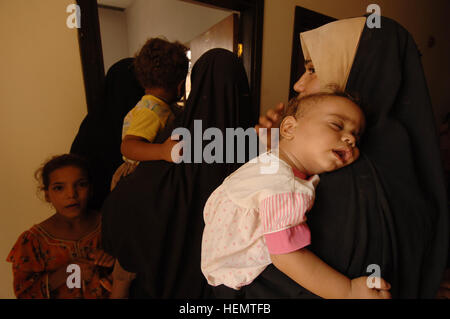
[241, 16, 448, 299]
[70, 58, 144, 209]
[101, 49, 258, 298]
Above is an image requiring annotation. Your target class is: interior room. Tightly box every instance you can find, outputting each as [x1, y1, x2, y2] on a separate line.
[1, 0, 449, 298]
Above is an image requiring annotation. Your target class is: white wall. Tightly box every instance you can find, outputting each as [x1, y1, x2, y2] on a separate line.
[98, 7, 130, 73]
[261, 0, 450, 127]
[0, 0, 87, 298]
[125, 0, 231, 56]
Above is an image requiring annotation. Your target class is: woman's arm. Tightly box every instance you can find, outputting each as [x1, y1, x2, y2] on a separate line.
[271, 248, 391, 299]
[121, 135, 178, 162]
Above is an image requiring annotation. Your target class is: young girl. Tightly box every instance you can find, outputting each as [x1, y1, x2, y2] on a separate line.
[201, 93, 392, 299]
[7, 154, 114, 299]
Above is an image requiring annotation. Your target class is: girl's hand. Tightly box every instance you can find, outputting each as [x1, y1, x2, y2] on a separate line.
[162, 135, 182, 163]
[348, 276, 391, 299]
[255, 102, 285, 149]
[73, 258, 96, 282]
[88, 250, 115, 268]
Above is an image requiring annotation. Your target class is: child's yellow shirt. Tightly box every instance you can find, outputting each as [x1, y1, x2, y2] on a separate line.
[122, 94, 176, 162]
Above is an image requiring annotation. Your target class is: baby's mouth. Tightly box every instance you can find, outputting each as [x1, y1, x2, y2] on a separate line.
[332, 149, 352, 164]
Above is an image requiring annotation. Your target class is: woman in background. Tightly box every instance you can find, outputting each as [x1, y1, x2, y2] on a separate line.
[101, 49, 258, 298]
[70, 58, 144, 210]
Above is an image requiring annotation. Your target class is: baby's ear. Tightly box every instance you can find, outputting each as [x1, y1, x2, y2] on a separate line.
[279, 116, 297, 140]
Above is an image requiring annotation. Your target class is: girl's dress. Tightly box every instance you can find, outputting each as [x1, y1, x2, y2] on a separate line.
[6, 222, 112, 299]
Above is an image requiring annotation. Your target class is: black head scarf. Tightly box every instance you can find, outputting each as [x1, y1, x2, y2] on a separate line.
[70, 58, 144, 209]
[242, 16, 448, 299]
[101, 49, 256, 298]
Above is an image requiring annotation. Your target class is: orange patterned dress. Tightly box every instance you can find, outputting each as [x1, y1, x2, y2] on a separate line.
[6, 223, 112, 299]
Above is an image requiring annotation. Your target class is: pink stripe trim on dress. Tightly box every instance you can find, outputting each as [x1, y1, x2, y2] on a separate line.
[264, 223, 311, 254]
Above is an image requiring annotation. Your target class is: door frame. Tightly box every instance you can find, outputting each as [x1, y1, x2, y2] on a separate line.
[76, 0, 264, 116]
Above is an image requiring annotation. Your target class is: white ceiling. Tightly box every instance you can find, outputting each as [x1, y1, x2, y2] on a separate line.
[97, 0, 135, 9]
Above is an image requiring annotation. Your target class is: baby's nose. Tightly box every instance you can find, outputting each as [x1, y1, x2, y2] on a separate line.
[342, 134, 356, 147]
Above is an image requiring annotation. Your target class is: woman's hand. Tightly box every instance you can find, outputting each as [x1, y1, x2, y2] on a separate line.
[436, 268, 450, 299]
[255, 102, 285, 149]
[88, 250, 115, 268]
[348, 276, 391, 299]
[123, 162, 138, 176]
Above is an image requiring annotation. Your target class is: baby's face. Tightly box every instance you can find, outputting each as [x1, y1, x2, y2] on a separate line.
[290, 96, 365, 175]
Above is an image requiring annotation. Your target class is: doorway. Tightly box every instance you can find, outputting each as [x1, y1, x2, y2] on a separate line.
[76, 0, 263, 116]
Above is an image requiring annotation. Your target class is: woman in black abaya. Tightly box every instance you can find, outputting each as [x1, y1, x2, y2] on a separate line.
[252, 16, 448, 298]
[101, 49, 257, 298]
[70, 58, 144, 210]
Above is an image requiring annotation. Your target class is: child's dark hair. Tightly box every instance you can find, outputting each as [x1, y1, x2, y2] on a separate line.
[134, 37, 189, 91]
[283, 91, 361, 120]
[35, 154, 91, 192]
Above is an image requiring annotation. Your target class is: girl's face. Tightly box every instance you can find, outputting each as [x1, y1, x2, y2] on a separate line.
[44, 166, 90, 219]
[293, 60, 321, 97]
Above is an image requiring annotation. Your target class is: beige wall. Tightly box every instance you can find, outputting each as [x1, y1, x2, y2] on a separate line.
[261, 0, 450, 127]
[0, 0, 87, 298]
[98, 7, 130, 73]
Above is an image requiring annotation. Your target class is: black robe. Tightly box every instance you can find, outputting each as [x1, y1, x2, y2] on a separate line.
[101, 49, 258, 298]
[239, 16, 448, 299]
[70, 58, 144, 210]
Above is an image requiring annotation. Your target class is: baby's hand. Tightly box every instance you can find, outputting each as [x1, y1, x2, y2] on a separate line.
[348, 276, 391, 299]
[88, 250, 115, 268]
[162, 135, 183, 163]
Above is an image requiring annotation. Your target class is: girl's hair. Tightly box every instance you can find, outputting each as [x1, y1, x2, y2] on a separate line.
[134, 37, 189, 91]
[35, 154, 91, 192]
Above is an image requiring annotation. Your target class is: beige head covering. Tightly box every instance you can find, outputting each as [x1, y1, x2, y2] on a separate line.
[300, 17, 366, 92]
